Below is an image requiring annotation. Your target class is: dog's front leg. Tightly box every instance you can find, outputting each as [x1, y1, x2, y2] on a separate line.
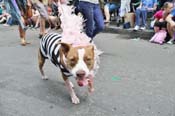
[62, 74, 80, 104]
[65, 80, 80, 104]
[88, 74, 94, 93]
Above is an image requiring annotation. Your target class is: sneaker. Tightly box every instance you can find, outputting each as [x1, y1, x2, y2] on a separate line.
[167, 39, 174, 45]
[34, 25, 39, 29]
[134, 25, 139, 31]
[140, 26, 146, 30]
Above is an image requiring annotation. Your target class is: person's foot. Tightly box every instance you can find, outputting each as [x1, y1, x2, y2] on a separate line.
[34, 25, 39, 29]
[20, 38, 30, 46]
[167, 39, 174, 45]
[3, 24, 10, 27]
[21, 38, 26, 46]
[134, 25, 140, 31]
[104, 20, 110, 23]
[140, 26, 146, 30]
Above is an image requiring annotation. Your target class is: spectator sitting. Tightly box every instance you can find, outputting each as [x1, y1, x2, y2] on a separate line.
[134, 0, 158, 31]
[0, 13, 7, 23]
[104, 0, 120, 23]
[49, 0, 60, 29]
[166, 7, 175, 44]
[27, 7, 40, 29]
[50, 0, 59, 16]
[0, 4, 11, 24]
[119, 0, 131, 23]
[149, 2, 173, 44]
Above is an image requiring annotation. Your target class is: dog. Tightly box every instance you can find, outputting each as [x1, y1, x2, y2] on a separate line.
[38, 33, 97, 104]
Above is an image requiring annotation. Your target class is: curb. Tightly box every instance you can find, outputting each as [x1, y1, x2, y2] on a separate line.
[103, 24, 154, 40]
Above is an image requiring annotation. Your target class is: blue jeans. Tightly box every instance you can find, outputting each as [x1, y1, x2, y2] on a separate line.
[135, 7, 147, 27]
[78, 1, 104, 39]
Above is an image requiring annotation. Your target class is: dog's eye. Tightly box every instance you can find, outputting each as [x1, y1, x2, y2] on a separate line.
[69, 57, 76, 66]
[85, 57, 92, 65]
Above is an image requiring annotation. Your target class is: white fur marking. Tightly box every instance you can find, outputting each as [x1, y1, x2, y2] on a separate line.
[71, 49, 89, 77]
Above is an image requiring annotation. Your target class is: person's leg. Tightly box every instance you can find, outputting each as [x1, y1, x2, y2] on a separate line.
[35, 2, 49, 37]
[39, 17, 46, 38]
[34, 16, 40, 28]
[104, 4, 110, 22]
[167, 23, 174, 39]
[141, 9, 147, 28]
[108, 3, 118, 21]
[78, 2, 94, 38]
[134, 8, 141, 30]
[19, 26, 26, 45]
[93, 4, 105, 38]
[167, 23, 175, 44]
[135, 8, 141, 26]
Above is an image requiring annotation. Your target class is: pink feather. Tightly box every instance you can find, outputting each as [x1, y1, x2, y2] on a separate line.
[59, 4, 91, 46]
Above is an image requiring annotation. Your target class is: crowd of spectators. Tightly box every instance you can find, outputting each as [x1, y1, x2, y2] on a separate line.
[101, 0, 175, 45]
[1, 0, 175, 45]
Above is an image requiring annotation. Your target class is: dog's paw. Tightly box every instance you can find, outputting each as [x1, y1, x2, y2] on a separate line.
[71, 95, 80, 104]
[88, 87, 95, 93]
[41, 76, 48, 80]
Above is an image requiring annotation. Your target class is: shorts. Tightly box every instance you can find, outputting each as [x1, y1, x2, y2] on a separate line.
[154, 21, 167, 29]
[34, 2, 49, 20]
[105, 3, 118, 12]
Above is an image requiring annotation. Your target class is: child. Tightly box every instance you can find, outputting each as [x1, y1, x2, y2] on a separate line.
[149, 2, 173, 44]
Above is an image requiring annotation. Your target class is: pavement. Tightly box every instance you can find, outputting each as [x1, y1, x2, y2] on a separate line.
[0, 25, 175, 116]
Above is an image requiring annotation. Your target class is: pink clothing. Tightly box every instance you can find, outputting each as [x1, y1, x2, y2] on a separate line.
[150, 30, 167, 44]
[154, 10, 163, 20]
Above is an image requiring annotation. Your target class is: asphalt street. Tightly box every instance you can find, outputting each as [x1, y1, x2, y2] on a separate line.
[0, 25, 175, 116]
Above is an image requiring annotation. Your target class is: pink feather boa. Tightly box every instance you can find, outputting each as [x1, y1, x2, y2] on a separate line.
[59, 4, 91, 47]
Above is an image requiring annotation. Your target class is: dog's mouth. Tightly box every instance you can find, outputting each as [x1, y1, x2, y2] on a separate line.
[76, 77, 88, 87]
[76, 74, 93, 87]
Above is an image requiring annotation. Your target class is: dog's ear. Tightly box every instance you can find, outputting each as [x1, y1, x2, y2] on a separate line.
[86, 45, 94, 52]
[59, 42, 71, 54]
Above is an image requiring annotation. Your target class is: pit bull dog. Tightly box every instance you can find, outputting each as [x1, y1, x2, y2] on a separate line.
[38, 33, 96, 104]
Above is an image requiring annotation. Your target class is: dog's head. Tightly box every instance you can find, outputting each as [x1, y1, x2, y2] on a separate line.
[60, 43, 95, 86]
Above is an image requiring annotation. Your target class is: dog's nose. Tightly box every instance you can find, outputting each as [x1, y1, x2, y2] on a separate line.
[76, 70, 86, 77]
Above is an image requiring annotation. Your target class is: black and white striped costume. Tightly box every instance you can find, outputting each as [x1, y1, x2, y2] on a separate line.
[40, 33, 72, 77]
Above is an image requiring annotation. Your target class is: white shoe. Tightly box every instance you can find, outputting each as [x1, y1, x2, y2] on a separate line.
[140, 26, 146, 30]
[167, 39, 174, 45]
[134, 25, 139, 31]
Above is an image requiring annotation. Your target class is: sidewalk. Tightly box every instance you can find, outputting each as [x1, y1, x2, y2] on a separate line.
[103, 22, 154, 40]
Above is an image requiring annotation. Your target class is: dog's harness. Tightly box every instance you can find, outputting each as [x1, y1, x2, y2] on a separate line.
[40, 33, 72, 77]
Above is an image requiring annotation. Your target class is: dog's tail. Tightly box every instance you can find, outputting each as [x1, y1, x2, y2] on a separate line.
[58, 4, 91, 46]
